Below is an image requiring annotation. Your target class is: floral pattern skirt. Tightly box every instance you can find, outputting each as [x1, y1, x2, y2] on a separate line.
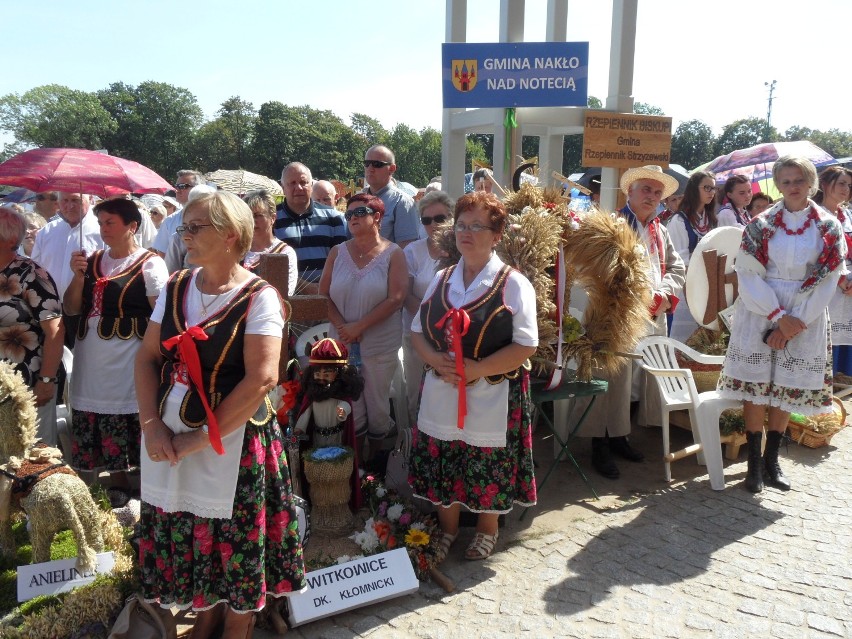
[139, 415, 306, 613]
[70, 410, 140, 471]
[717, 343, 834, 416]
[409, 373, 537, 514]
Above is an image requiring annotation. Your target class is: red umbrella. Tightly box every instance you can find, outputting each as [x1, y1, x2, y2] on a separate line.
[0, 147, 172, 197]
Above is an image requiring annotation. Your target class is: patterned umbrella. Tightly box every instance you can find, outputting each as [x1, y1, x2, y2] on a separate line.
[705, 141, 836, 181]
[205, 169, 283, 196]
[0, 148, 172, 197]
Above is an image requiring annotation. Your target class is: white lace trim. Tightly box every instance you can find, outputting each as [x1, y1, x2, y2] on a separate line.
[141, 491, 234, 520]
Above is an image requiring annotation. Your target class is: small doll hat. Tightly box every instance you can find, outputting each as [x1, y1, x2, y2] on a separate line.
[309, 338, 349, 366]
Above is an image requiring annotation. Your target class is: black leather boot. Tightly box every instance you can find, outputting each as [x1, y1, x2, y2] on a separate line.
[592, 437, 619, 479]
[763, 430, 791, 491]
[744, 431, 764, 493]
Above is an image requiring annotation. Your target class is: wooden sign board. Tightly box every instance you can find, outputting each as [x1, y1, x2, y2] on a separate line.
[18, 552, 115, 602]
[287, 548, 419, 627]
[582, 111, 673, 168]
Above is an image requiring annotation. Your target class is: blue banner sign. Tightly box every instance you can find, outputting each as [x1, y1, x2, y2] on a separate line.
[442, 42, 589, 109]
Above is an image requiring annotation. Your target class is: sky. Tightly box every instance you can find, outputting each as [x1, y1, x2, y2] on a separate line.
[3, 0, 850, 150]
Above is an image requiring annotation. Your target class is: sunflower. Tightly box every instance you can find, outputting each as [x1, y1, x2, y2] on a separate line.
[404, 529, 430, 547]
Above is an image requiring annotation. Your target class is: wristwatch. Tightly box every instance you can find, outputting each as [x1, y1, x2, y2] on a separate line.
[38, 376, 57, 384]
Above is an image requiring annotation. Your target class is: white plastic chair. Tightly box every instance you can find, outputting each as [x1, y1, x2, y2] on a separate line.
[635, 336, 739, 490]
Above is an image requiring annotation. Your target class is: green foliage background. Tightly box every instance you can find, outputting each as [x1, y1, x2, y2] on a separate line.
[3, 83, 851, 185]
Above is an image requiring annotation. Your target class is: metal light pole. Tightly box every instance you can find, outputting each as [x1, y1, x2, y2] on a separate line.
[764, 80, 777, 141]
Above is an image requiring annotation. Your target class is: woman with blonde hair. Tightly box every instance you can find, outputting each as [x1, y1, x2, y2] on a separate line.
[242, 189, 298, 296]
[135, 191, 305, 638]
[718, 156, 845, 493]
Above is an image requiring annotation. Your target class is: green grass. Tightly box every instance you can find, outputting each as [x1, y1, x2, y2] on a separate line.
[0, 521, 80, 617]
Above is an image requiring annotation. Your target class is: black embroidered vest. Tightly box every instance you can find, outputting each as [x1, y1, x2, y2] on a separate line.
[77, 250, 155, 341]
[420, 263, 519, 384]
[156, 270, 273, 428]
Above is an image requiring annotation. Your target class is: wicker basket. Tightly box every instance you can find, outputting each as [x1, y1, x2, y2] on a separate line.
[787, 397, 847, 448]
[675, 353, 721, 394]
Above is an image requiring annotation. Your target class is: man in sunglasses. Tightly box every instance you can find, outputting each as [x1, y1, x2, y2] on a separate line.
[33, 191, 60, 222]
[274, 162, 346, 292]
[363, 145, 421, 248]
[151, 170, 205, 258]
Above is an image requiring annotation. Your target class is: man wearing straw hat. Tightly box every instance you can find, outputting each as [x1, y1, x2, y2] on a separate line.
[577, 165, 685, 479]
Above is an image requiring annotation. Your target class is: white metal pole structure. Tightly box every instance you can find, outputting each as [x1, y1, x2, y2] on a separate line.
[441, 0, 639, 200]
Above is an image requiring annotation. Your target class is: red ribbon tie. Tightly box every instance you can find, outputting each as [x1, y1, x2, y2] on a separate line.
[435, 307, 471, 429]
[162, 326, 225, 455]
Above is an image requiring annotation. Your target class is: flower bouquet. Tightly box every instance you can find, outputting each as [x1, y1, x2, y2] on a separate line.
[350, 475, 454, 592]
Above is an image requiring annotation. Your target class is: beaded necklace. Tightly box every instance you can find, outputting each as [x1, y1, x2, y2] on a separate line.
[773, 206, 819, 236]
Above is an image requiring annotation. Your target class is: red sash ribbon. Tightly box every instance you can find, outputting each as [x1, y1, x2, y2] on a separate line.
[162, 326, 225, 455]
[435, 307, 471, 429]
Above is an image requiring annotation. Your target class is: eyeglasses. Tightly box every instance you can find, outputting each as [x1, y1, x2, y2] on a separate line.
[363, 160, 392, 169]
[344, 206, 375, 221]
[174, 183, 193, 190]
[701, 185, 718, 193]
[36, 194, 57, 201]
[421, 214, 448, 225]
[176, 223, 214, 235]
[454, 222, 494, 233]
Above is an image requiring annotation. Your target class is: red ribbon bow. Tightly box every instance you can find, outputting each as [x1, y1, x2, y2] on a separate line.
[162, 326, 225, 455]
[435, 307, 471, 429]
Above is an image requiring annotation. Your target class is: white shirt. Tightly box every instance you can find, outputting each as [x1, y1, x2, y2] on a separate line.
[412, 253, 537, 447]
[31, 211, 104, 298]
[151, 208, 183, 254]
[71, 250, 169, 414]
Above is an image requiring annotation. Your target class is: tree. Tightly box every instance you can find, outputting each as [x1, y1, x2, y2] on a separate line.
[801, 129, 852, 159]
[193, 120, 237, 173]
[216, 97, 256, 168]
[97, 81, 203, 177]
[634, 102, 664, 115]
[713, 117, 776, 157]
[671, 119, 716, 170]
[250, 102, 362, 180]
[0, 84, 116, 149]
[350, 113, 389, 147]
[783, 125, 814, 142]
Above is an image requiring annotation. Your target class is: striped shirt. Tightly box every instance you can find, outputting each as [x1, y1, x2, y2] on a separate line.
[273, 200, 347, 282]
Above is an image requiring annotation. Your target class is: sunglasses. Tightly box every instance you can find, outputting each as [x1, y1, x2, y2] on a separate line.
[36, 194, 57, 201]
[344, 206, 375, 221]
[175, 222, 214, 235]
[174, 183, 193, 190]
[421, 214, 448, 225]
[363, 160, 391, 169]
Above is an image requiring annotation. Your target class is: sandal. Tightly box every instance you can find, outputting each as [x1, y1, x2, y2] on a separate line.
[435, 531, 458, 564]
[465, 531, 498, 560]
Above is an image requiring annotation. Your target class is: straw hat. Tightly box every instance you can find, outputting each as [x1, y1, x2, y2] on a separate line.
[619, 165, 679, 199]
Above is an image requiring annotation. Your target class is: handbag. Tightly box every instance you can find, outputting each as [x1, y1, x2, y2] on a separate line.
[108, 594, 177, 639]
[384, 423, 413, 500]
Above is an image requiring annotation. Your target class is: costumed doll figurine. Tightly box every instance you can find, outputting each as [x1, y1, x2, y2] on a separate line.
[295, 338, 365, 512]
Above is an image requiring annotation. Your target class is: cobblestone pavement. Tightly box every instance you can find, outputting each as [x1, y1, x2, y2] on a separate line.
[260, 417, 852, 639]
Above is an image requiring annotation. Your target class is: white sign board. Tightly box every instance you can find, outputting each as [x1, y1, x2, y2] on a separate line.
[287, 548, 418, 627]
[18, 552, 115, 602]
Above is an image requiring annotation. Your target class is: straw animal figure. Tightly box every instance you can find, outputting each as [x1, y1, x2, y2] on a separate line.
[0, 362, 103, 573]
